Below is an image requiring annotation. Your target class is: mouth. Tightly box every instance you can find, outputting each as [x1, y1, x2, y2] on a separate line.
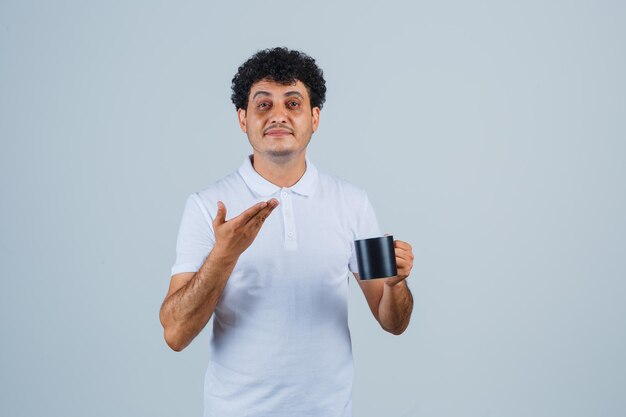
[264, 129, 293, 137]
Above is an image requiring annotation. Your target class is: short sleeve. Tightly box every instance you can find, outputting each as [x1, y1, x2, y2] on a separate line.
[170, 193, 215, 276]
[348, 192, 382, 273]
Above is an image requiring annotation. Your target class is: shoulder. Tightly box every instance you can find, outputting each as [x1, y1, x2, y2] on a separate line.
[317, 167, 367, 194]
[193, 169, 244, 203]
[315, 167, 370, 206]
[314, 167, 379, 234]
[180, 169, 244, 222]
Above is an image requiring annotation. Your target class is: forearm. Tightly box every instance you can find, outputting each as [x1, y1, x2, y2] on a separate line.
[160, 248, 237, 351]
[378, 280, 413, 335]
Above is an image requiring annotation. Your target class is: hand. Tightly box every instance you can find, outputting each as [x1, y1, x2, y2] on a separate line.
[211, 199, 279, 260]
[385, 239, 414, 287]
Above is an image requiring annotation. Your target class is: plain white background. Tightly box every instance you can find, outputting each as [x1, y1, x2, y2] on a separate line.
[1, 1, 625, 416]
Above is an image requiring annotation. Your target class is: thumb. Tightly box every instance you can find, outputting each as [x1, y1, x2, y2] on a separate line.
[214, 201, 227, 226]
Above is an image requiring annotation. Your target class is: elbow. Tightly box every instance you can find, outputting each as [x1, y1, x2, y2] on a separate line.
[160, 307, 186, 352]
[160, 315, 186, 352]
[383, 325, 406, 336]
[381, 319, 410, 336]
[167, 341, 185, 353]
[388, 326, 407, 336]
[163, 327, 187, 352]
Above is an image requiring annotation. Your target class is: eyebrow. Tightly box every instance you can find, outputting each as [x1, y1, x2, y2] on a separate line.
[252, 91, 271, 100]
[284, 91, 304, 99]
[252, 90, 305, 100]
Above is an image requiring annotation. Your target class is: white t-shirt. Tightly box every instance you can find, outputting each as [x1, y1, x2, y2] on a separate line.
[171, 155, 381, 417]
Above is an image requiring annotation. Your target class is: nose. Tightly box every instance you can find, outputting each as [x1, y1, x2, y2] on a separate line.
[269, 102, 288, 124]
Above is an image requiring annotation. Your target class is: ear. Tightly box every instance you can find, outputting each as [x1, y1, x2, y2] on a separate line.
[311, 107, 321, 133]
[237, 108, 247, 133]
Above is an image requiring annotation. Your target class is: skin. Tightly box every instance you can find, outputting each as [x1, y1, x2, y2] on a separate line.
[159, 78, 414, 351]
[354, 239, 414, 335]
[237, 79, 320, 188]
[159, 199, 279, 351]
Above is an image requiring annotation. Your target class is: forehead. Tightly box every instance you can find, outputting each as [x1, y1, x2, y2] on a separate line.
[249, 79, 310, 98]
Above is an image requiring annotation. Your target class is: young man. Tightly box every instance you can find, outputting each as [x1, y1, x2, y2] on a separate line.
[160, 47, 414, 417]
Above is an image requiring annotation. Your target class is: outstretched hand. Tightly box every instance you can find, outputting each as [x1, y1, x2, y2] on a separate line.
[212, 199, 279, 260]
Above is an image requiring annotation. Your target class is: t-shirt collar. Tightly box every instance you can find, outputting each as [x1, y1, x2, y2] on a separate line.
[238, 154, 319, 197]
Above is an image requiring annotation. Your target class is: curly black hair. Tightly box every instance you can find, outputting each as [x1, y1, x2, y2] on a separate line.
[231, 47, 326, 111]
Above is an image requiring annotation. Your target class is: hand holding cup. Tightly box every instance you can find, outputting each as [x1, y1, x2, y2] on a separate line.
[355, 235, 414, 286]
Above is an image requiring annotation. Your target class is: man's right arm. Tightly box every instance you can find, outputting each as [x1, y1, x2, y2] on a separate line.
[159, 247, 238, 352]
[159, 198, 279, 352]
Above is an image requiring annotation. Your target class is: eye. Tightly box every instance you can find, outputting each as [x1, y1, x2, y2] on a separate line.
[257, 102, 271, 110]
[288, 101, 300, 108]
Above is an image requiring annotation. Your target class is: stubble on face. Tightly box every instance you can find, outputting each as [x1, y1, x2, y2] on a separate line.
[262, 123, 298, 159]
[239, 79, 319, 164]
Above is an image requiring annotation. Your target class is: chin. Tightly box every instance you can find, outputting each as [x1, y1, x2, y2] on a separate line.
[266, 149, 296, 158]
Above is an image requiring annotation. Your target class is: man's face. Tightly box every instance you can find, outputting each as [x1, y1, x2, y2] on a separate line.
[237, 79, 320, 160]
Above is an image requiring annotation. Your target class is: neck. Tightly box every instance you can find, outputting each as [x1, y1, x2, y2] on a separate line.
[251, 151, 307, 188]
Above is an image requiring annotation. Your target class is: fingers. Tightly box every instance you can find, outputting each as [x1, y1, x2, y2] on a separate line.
[214, 201, 227, 226]
[392, 239, 414, 263]
[395, 262, 411, 278]
[396, 256, 412, 270]
[246, 198, 279, 226]
[385, 235, 413, 252]
[395, 257, 412, 280]
[236, 200, 270, 224]
[215, 199, 280, 228]
[394, 239, 412, 251]
[395, 247, 414, 261]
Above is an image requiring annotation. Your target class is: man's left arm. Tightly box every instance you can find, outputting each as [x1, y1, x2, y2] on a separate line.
[354, 240, 414, 335]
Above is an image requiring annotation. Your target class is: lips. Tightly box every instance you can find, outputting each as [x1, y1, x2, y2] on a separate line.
[265, 129, 292, 136]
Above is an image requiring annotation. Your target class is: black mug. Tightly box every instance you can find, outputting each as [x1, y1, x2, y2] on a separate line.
[354, 235, 397, 280]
